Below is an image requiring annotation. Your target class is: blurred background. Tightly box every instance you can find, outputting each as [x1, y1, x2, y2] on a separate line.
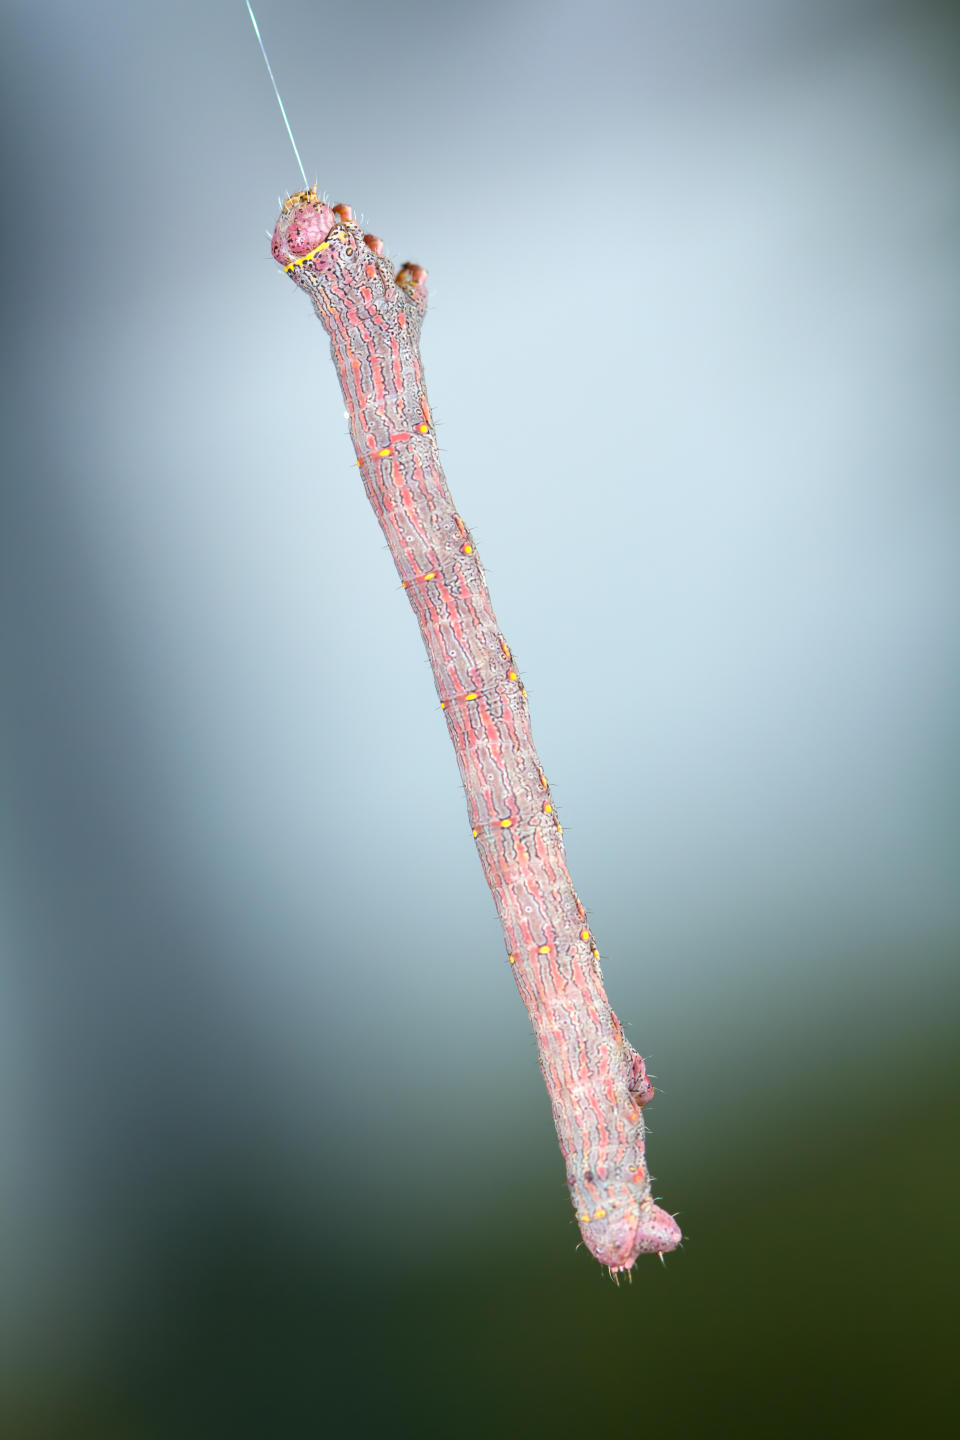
[1, 0, 958, 1434]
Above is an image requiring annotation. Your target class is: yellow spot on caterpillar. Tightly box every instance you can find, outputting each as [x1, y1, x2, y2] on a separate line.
[580, 1212, 591, 1223]
[580, 929, 590, 942]
[538, 944, 551, 954]
[557, 824, 563, 835]
[500, 818, 513, 828]
[423, 571, 436, 580]
[417, 423, 429, 433]
[593, 1207, 607, 1220]
[500, 639, 512, 660]
[543, 802, 553, 814]
[472, 828, 479, 837]
[520, 686, 527, 697]
[440, 701, 447, 710]
[464, 691, 478, 700]
[376, 447, 392, 458]
[461, 543, 473, 555]
[508, 954, 516, 965]
[507, 670, 518, 681]
[283, 240, 332, 272]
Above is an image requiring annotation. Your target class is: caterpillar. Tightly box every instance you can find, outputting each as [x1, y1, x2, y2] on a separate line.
[270, 192, 680, 1274]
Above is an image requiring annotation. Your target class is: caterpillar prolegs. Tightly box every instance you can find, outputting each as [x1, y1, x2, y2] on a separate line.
[272, 192, 681, 1273]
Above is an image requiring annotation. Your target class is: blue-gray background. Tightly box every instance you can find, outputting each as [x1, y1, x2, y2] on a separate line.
[2, 1, 957, 1434]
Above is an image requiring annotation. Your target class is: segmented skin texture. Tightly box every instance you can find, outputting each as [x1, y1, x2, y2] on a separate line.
[272, 191, 680, 1271]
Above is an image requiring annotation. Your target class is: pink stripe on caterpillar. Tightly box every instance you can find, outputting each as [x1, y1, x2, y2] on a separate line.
[272, 190, 680, 1273]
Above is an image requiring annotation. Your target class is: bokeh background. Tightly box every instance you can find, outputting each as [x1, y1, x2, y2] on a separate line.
[2, 0, 958, 1434]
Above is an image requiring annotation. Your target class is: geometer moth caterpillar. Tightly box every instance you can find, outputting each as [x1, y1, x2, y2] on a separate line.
[270, 193, 681, 1274]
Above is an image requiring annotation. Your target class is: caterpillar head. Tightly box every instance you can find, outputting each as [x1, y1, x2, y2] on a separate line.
[270, 187, 337, 268]
[272, 193, 429, 341]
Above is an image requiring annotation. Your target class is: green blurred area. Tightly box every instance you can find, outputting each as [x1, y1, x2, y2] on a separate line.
[3, 985, 955, 1440]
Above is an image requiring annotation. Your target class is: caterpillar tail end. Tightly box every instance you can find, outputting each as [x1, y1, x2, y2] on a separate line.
[582, 1199, 682, 1275]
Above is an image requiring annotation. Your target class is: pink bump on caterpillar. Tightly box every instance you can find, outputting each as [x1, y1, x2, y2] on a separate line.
[395, 262, 428, 301]
[397, 261, 426, 286]
[628, 1049, 656, 1106]
[364, 233, 384, 256]
[632, 1205, 683, 1261]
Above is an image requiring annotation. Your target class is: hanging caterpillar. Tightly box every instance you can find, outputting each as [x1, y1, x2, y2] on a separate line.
[270, 191, 680, 1274]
